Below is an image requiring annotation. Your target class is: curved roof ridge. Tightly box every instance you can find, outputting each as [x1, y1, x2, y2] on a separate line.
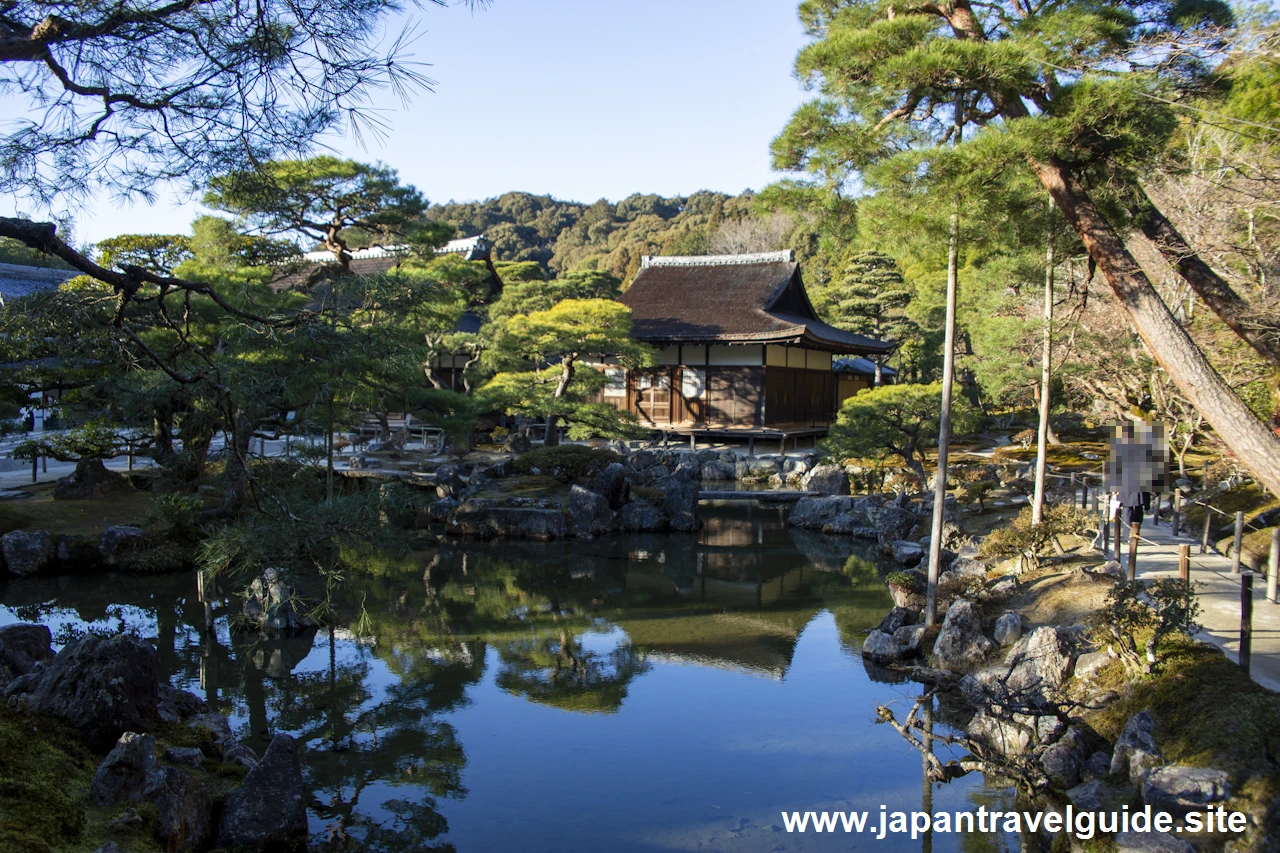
[641, 250, 795, 268]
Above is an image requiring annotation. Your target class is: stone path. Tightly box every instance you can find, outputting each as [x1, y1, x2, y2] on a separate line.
[1105, 508, 1280, 693]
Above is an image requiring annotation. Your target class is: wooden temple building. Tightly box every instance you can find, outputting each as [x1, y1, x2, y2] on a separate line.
[601, 250, 894, 445]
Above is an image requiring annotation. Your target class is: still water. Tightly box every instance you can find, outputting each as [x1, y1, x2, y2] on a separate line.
[0, 503, 1017, 853]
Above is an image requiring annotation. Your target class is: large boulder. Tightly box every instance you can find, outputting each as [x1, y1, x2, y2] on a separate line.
[1142, 766, 1231, 811]
[217, 734, 308, 853]
[97, 525, 150, 568]
[1111, 710, 1163, 782]
[90, 732, 157, 806]
[619, 501, 668, 532]
[932, 599, 993, 669]
[148, 766, 214, 852]
[663, 463, 700, 532]
[1005, 627, 1074, 695]
[967, 711, 1063, 756]
[594, 462, 629, 510]
[876, 607, 918, 635]
[1039, 726, 1088, 790]
[53, 457, 133, 500]
[0, 622, 53, 687]
[891, 540, 924, 567]
[804, 464, 850, 496]
[8, 632, 158, 749]
[433, 463, 466, 499]
[788, 496, 854, 530]
[700, 459, 737, 480]
[992, 612, 1022, 647]
[448, 504, 569, 540]
[1073, 650, 1113, 681]
[1, 530, 55, 577]
[876, 506, 919, 551]
[861, 630, 903, 664]
[568, 485, 614, 539]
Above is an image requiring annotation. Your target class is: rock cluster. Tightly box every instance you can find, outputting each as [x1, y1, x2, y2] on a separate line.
[0, 525, 162, 578]
[1, 623, 309, 852]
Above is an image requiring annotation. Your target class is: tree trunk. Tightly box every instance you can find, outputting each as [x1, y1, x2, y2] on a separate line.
[925, 100, 963, 629]
[1137, 201, 1280, 367]
[1033, 159, 1280, 496]
[874, 358, 884, 387]
[544, 414, 560, 447]
[1032, 215, 1053, 525]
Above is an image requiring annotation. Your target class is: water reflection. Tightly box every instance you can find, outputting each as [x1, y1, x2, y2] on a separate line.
[1, 503, 1016, 853]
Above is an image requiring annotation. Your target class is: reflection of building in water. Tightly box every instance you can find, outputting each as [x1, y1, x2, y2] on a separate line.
[614, 503, 828, 678]
[624, 504, 818, 607]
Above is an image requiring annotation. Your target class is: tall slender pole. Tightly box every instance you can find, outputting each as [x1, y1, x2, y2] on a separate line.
[1240, 574, 1254, 676]
[1268, 528, 1279, 604]
[926, 97, 964, 628]
[1032, 199, 1054, 525]
[1233, 511, 1244, 574]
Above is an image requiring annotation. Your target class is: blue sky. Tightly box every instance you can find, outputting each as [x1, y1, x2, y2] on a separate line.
[7, 0, 814, 246]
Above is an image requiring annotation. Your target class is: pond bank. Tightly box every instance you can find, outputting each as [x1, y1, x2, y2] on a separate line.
[855, 531, 1280, 853]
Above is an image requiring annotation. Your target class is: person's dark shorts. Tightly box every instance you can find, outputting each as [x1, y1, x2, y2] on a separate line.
[1123, 504, 1144, 527]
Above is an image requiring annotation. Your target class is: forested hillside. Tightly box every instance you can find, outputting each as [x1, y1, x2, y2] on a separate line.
[423, 190, 813, 284]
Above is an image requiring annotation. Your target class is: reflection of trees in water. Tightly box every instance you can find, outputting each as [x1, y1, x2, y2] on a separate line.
[0, 507, 908, 852]
[495, 627, 649, 714]
[240, 622, 483, 853]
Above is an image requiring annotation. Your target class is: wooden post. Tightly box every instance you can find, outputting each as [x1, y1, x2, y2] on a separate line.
[1179, 544, 1190, 583]
[1172, 491, 1181, 537]
[1233, 511, 1245, 574]
[1240, 573, 1254, 676]
[1090, 487, 1098, 514]
[1128, 522, 1140, 584]
[747, 436, 754, 456]
[1100, 507, 1111, 560]
[197, 570, 215, 635]
[30, 452, 37, 484]
[128, 442, 134, 471]
[1070, 473, 1077, 506]
[1113, 509, 1122, 563]
[1201, 505, 1212, 555]
[689, 433, 696, 451]
[1269, 528, 1279, 605]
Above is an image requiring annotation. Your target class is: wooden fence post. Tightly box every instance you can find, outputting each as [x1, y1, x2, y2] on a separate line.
[1269, 528, 1279, 605]
[1128, 522, 1140, 584]
[1172, 491, 1181, 537]
[1114, 509, 1123, 564]
[1240, 573, 1254, 677]
[1090, 487, 1098, 514]
[1233, 511, 1245, 574]
[30, 452, 37, 484]
[1179, 544, 1190, 583]
[1201, 506, 1212, 555]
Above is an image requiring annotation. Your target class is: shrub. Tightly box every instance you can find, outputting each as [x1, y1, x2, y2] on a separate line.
[886, 570, 924, 593]
[959, 479, 996, 512]
[512, 445, 621, 483]
[1089, 578, 1200, 675]
[978, 503, 1092, 570]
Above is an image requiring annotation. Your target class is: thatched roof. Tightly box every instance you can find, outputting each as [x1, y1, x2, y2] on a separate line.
[0, 262, 76, 303]
[619, 251, 893, 355]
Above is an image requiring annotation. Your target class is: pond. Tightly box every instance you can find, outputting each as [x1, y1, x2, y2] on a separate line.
[0, 502, 1019, 853]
